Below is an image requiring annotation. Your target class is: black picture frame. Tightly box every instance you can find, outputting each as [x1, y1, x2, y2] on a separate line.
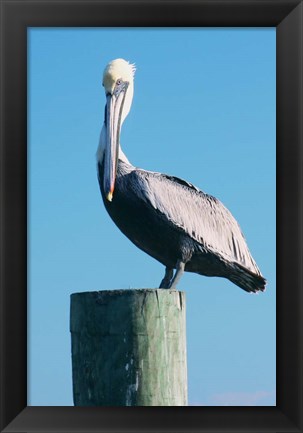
[1, 0, 302, 432]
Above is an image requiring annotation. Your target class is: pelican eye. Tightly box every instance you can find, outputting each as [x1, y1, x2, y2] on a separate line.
[116, 79, 122, 86]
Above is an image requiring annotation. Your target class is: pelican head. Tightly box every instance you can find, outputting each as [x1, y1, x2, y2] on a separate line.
[101, 59, 135, 202]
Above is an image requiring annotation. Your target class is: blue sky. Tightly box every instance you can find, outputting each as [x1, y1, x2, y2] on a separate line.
[28, 28, 276, 406]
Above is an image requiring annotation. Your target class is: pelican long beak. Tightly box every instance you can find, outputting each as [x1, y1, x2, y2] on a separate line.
[104, 94, 120, 202]
[104, 84, 128, 202]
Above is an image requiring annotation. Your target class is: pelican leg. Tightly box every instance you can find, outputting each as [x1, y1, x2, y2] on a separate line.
[159, 267, 174, 289]
[169, 260, 185, 291]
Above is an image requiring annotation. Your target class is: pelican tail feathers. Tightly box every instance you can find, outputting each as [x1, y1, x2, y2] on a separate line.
[228, 263, 266, 293]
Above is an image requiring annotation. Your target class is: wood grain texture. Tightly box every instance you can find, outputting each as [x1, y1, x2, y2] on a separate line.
[70, 289, 187, 406]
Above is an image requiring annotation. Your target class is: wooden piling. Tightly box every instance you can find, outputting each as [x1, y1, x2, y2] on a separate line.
[70, 289, 187, 406]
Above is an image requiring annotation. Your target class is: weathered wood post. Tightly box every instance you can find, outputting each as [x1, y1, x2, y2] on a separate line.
[70, 289, 187, 406]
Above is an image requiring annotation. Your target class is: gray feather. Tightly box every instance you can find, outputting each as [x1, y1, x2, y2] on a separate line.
[131, 168, 261, 276]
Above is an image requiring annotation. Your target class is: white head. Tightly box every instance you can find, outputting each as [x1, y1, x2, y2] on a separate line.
[98, 59, 135, 201]
[102, 58, 135, 124]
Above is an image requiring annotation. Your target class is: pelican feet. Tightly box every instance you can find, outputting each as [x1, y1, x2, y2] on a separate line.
[159, 267, 173, 289]
[159, 260, 185, 291]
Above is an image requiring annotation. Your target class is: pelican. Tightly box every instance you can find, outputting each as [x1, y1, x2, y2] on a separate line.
[97, 58, 266, 293]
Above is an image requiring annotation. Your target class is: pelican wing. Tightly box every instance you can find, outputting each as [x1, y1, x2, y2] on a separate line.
[131, 169, 261, 275]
